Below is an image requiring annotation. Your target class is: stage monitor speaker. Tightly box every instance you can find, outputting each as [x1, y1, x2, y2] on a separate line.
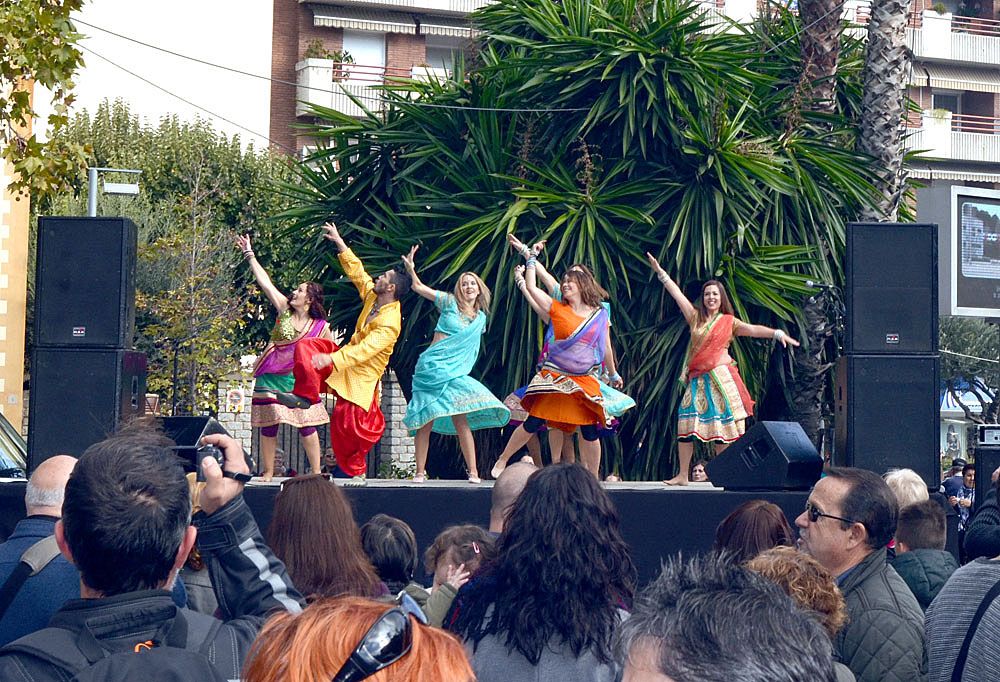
[35, 216, 137, 348]
[705, 421, 823, 490]
[845, 222, 938, 354]
[27, 348, 146, 471]
[974, 447, 1000, 514]
[159, 416, 255, 475]
[834, 354, 939, 484]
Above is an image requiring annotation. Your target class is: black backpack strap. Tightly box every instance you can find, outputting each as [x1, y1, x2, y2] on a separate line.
[952, 578, 1000, 682]
[2, 627, 91, 675]
[0, 536, 60, 621]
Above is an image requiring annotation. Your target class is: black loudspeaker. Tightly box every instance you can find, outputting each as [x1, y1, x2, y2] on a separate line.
[35, 217, 137, 348]
[705, 421, 823, 490]
[845, 222, 938, 354]
[159, 416, 255, 474]
[974, 447, 1000, 513]
[835, 354, 939, 484]
[27, 348, 146, 470]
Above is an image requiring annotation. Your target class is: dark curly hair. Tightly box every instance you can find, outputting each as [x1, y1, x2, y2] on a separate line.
[448, 464, 635, 665]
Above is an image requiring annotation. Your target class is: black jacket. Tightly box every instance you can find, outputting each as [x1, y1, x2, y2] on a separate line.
[890, 549, 959, 612]
[0, 495, 304, 681]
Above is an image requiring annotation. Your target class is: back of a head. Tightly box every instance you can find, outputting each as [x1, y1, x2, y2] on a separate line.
[618, 554, 836, 682]
[423, 524, 496, 575]
[490, 460, 537, 528]
[826, 467, 898, 550]
[360, 513, 418, 592]
[713, 500, 793, 564]
[244, 597, 474, 682]
[884, 468, 930, 509]
[746, 546, 848, 639]
[452, 463, 635, 666]
[25, 454, 77, 516]
[269, 475, 380, 599]
[62, 431, 190, 596]
[895, 499, 947, 551]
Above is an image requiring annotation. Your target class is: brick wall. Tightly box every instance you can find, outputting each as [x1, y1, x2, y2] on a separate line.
[387, 33, 427, 79]
[380, 370, 415, 474]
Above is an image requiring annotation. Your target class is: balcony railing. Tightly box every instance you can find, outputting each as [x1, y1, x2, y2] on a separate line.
[907, 110, 1000, 164]
[296, 59, 453, 118]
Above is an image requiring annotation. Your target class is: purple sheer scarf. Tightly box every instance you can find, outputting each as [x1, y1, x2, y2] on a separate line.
[542, 307, 608, 376]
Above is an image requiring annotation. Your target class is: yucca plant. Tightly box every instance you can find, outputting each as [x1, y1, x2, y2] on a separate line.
[273, 0, 883, 478]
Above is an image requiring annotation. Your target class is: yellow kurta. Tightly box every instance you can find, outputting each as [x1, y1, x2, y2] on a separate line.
[325, 249, 402, 409]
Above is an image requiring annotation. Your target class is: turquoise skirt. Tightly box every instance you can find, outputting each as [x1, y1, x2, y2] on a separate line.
[403, 374, 510, 436]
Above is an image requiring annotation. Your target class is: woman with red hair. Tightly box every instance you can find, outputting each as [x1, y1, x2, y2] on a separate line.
[244, 597, 475, 682]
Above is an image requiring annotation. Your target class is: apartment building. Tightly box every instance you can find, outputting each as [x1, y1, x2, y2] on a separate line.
[270, 0, 489, 153]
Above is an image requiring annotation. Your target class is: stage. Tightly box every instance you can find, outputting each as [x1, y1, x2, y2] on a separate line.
[0, 479, 812, 584]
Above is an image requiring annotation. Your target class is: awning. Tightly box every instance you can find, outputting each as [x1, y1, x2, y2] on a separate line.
[909, 167, 1000, 182]
[911, 63, 1000, 94]
[942, 389, 986, 417]
[419, 16, 478, 38]
[311, 6, 416, 33]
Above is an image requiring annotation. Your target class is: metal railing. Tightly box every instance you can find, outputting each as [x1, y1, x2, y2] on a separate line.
[952, 13, 1000, 36]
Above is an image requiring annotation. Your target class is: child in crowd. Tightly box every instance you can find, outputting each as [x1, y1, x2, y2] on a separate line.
[422, 525, 497, 626]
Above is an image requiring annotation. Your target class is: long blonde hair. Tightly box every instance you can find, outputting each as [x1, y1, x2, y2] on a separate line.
[452, 271, 491, 314]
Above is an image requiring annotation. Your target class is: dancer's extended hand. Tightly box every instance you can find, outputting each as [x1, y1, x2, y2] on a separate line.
[645, 251, 664, 274]
[402, 245, 418, 273]
[235, 234, 252, 253]
[445, 563, 471, 591]
[321, 221, 341, 242]
[609, 373, 624, 390]
[530, 240, 546, 256]
[312, 353, 334, 370]
[777, 333, 801, 349]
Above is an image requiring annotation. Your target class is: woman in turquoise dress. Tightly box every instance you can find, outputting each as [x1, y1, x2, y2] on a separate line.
[401, 245, 510, 483]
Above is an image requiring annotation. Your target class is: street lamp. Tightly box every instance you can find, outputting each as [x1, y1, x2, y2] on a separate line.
[87, 167, 142, 217]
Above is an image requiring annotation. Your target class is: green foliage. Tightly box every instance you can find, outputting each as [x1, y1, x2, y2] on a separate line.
[1, 0, 90, 197]
[277, 0, 882, 478]
[38, 101, 299, 413]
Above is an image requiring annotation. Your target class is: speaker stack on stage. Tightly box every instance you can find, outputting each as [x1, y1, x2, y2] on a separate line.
[27, 217, 146, 470]
[834, 223, 940, 485]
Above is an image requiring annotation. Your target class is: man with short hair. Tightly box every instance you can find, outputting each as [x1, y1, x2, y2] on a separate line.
[941, 459, 967, 498]
[618, 553, 837, 682]
[0, 428, 303, 681]
[890, 499, 958, 612]
[0, 456, 78, 646]
[488, 460, 538, 534]
[795, 467, 926, 682]
[279, 221, 411, 485]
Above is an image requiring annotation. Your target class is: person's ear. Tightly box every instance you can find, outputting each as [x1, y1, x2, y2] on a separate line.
[54, 520, 75, 565]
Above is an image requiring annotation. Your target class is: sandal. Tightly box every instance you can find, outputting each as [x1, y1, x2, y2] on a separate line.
[412, 473, 427, 483]
[467, 474, 481, 484]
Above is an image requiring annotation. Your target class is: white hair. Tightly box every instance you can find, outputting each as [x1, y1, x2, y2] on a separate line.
[25, 479, 64, 512]
[883, 468, 930, 509]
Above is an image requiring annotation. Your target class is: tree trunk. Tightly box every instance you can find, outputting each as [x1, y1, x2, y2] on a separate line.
[857, 0, 911, 221]
[797, 0, 846, 114]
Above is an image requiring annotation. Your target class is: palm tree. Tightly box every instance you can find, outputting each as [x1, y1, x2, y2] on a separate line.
[275, 0, 883, 478]
[857, 0, 911, 221]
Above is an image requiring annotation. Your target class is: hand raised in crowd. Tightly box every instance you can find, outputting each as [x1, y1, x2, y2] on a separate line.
[445, 562, 471, 591]
[235, 234, 252, 253]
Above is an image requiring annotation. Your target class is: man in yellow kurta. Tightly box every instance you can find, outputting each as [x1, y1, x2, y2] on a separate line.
[279, 222, 411, 483]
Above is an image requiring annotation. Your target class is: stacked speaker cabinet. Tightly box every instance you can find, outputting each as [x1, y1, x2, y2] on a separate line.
[28, 217, 145, 470]
[834, 223, 939, 485]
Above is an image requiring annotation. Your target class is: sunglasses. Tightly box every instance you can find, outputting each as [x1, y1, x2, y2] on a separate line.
[804, 501, 856, 526]
[330, 593, 428, 682]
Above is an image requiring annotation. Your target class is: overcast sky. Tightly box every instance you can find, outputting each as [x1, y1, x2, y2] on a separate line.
[36, 0, 273, 149]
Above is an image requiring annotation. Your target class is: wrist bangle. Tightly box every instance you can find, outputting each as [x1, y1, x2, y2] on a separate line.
[243, 250, 255, 260]
[657, 271, 669, 284]
[516, 279, 526, 288]
[610, 372, 622, 382]
[773, 329, 786, 341]
[525, 258, 537, 268]
[519, 245, 531, 258]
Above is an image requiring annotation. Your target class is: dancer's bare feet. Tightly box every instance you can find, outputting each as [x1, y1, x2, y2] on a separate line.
[662, 475, 689, 486]
[260, 472, 274, 483]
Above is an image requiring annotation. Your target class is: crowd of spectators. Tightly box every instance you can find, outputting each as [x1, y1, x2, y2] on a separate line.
[0, 425, 997, 680]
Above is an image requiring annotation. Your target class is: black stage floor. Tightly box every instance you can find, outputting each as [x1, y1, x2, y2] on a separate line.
[0, 480, 811, 584]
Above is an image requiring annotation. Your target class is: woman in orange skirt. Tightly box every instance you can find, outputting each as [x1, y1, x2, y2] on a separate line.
[491, 245, 611, 478]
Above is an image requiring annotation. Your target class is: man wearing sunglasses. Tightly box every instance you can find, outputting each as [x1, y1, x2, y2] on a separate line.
[795, 467, 926, 682]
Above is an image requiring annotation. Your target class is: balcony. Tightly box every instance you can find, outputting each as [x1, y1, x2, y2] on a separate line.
[302, 0, 491, 18]
[906, 110, 1000, 164]
[296, 59, 451, 118]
